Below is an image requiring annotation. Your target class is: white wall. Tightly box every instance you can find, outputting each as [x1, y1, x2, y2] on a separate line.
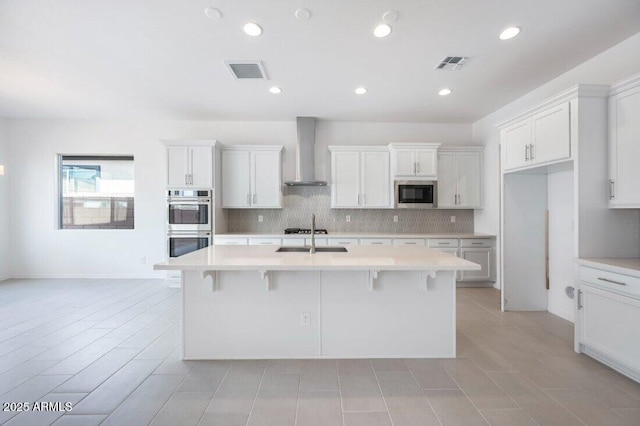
[0, 118, 10, 280]
[473, 31, 640, 290]
[6, 119, 470, 278]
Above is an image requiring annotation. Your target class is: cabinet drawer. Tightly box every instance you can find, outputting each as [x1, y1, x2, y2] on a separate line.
[249, 238, 282, 246]
[460, 238, 493, 248]
[579, 266, 640, 298]
[428, 239, 459, 248]
[281, 238, 305, 247]
[359, 238, 392, 246]
[328, 238, 359, 246]
[214, 238, 248, 245]
[393, 238, 426, 246]
[304, 238, 328, 246]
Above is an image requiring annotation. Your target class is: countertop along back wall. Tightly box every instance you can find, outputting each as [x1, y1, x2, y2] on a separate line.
[6, 119, 471, 278]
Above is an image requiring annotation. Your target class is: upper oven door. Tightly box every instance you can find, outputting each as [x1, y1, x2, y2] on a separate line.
[395, 181, 437, 208]
[167, 199, 211, 231]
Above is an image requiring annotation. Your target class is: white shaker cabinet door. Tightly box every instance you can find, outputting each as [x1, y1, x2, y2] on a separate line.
[189, 146, 213, 188]
[436, 152, 457, 208]
[415, 149, 437, 178]
[361, 151, 391, 208]
[251, 150, 282, 208]
[393, 149, 416, 177]
[221, 150, 251, 207]
[456, 151, 481, 208]
[609, 86, 640, 207]
[167, 145, 189, 187]
[531, 102, 570, 165]
[502, 120, 531, 171]
[331, 151, 360, 208]
[459, 248, 493, 282]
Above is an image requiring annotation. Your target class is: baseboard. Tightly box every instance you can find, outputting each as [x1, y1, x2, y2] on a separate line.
[456, 282, 494, 288]
[10, 273, 164, 280]
[548, 305, 574, 323]
[0, 274, 11, 283]
[583, 346, 640, 384]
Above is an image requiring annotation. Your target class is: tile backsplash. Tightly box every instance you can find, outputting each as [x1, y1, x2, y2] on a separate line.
[225, 186, 473, 234]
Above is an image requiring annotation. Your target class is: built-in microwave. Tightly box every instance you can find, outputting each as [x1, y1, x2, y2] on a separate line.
[167, 189, 212, 232]
[394, 181, 437, 208]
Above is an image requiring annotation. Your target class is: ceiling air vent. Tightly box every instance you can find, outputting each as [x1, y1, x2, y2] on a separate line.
[225, 60, 268, 80]
[435, 56, 469, 71]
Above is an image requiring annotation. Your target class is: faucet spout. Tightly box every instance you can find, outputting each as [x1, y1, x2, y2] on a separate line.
[310, 214, 316, 253]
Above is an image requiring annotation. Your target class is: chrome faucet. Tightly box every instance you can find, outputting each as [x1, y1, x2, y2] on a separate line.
[310, 214, 316, 253]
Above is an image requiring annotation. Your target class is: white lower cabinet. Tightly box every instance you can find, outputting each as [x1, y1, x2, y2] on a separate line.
[393, 238, 426, 246]
[282, 238, 305, 246]
[248, 238, 282, 246]
[459, 248, 493, 282]
[328, 238, 359, 246]
[214, 237, 248, 245]
[359, 238, 392, 246]
[578, 283, 640, 380]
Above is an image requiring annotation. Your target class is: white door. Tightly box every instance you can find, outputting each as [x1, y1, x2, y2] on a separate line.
[360, 151, 390, 208]
[221, 150, 251, 207]
[579, 285, 640, 373]
[331, 151, 360, 208]
[456, 151, 481, 208]
[251, 151, 281, 208]
[189, 146, 213, 188]
[415, 149, 437, 178]
[531, 102, 570, 165]
[502, 120, 531, 171]
[437, 152, 457, 208]
[610, 87, 640, 207]
[459, 248, 492, 281]
[167, 145, 189, 187]
[393, 149, 416, 178]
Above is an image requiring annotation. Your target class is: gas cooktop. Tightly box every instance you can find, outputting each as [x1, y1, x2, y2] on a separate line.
[284, 228, 328, 235]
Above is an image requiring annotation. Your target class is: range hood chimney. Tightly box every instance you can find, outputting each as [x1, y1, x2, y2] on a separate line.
[284, 117, 327, 186]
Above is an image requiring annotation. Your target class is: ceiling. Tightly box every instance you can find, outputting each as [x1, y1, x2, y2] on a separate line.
[1, 0, 639, 123]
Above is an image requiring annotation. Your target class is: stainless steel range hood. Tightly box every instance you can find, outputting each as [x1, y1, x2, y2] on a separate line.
[284, 117, 327, 186]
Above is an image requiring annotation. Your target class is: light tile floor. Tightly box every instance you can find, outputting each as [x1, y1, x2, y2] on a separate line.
[0, 279, 638, 425]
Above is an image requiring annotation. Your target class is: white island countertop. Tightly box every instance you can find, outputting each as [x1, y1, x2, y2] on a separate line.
[154, 244, 480, 272]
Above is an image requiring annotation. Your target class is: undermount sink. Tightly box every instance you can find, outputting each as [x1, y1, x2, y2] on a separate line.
[276, 246, 348, 253]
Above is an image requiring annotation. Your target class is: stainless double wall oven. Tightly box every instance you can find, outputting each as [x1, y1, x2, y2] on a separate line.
[166, 189, 213, 258]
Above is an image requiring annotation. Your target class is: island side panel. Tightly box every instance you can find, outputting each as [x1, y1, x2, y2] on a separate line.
[182, 270, 321, 359]
[320, 270, 456, 358]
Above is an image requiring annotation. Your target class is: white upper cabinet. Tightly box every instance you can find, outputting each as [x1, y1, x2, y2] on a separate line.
[389, 143, 440, 179]
[165, 143, 214, 188]
[501, 102, 571, 172]
[329, 146, 391, 209]
[609, 77, 640, 208]
[438, 148, 483, 209]
[221, 146, 283, 208]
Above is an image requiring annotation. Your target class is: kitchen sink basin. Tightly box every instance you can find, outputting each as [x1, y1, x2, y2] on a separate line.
[276, 246, 348, 253]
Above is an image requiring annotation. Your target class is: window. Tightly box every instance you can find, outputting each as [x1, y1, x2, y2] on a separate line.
[59, 155, 134, 229]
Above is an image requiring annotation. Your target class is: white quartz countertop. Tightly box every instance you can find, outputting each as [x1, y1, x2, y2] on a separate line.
[155, 245, 481, 272]
[577, 258, 640, 278]
[215, 232, 495, 239]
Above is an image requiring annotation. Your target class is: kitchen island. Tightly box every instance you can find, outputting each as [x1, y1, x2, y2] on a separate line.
[154, 244, 479, 360]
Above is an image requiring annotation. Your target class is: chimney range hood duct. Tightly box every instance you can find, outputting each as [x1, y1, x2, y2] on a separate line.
[284, 117, 327, 186]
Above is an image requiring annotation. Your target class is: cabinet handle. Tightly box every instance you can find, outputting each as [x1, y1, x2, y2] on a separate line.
[338, 241, 349, 244]
[438, 242, 449, 245]
[529, 144, 534, 160]
[247, 194, 250, 205]
[189, 174, 193, 185]
[371, 242, 383, 245]
[597, 277, 627, 286]
[405, 242, 417, 245]
[253, 194, 257, 204]
[259, 242, 272, 245]
[416, 162, 420, 173]
[362, 194, 366, 205]
[185, 174, 188, 185]
[471, 242, 483, 245]
[525, 145, 530, 161]
[577, 290, 583, 310]
[609, 180, 615, 200]
[413, 162, 416, 174]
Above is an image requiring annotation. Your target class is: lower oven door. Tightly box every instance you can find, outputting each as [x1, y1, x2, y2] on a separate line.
[167, 232, 212, 258]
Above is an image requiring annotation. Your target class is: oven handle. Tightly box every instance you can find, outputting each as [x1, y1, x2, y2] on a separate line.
[167, 199, 211, 205]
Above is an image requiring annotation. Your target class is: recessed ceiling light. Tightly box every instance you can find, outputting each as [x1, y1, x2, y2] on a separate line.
[439, 88, 452, 96]
[499, 26, 520, 40]
[373, 23, 392, 38]
[295, 8, 312, 21]
[355, 87, 367, 95]
[204, 7, 222, 20]
[243, 22, 263, 36]
[269, 86, 282, 94]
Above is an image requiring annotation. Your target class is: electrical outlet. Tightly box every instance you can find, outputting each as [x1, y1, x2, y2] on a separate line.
[300, 312, 311, 326]
[346, 215, 351, 223]
[393, 215, 398, 223]
[258, 215, 264, 223]
[140, 257, 147, 264]
[450, 216, 456, 223]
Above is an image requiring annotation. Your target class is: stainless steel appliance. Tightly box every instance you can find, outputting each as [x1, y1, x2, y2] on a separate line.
[284, 228, 328, 234]
[167, 189, 212, 232]
[167, 231, 212, 258]
[395, 181, 437, 208]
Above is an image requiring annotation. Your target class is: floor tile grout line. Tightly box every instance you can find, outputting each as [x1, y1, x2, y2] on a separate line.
[405, 361, 443, 426]
[369, 360, 395, 426]
[438, 358, 492, 425]
[244, 361, 268, 426]
[538, 386, 588, 426]
[193, 360, 233, 426]
[145, 363, 203, 426]
[335, 360, 346, 426]
[293, 362, 302, 426]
